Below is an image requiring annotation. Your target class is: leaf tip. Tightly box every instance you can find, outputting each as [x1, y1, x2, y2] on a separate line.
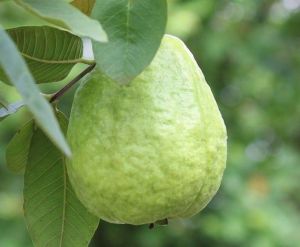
[63, 144, 72, 158]
[95, 31, 108, 43]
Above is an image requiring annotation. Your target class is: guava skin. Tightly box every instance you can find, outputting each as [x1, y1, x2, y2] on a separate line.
[67, 35, 227, 225]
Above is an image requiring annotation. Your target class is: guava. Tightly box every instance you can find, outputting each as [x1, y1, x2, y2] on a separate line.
[67, 35, 227, 225]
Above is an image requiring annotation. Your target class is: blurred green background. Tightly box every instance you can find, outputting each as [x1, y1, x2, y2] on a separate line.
[1, 0, 300, 246]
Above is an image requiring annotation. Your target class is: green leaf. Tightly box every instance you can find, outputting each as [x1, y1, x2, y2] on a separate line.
[6, 120, 33, 174]
[15, 0, 107, 42]
[0, 101, 24, 122]
[92, 0, 168, 83]
[71, 0, 95, 16]
[24, 111, 99, 247]
[0, 26, 94, 84]
[0, 26, 71, 156]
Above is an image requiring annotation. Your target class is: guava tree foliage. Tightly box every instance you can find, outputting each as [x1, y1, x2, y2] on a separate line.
[0, 0, 167, 246]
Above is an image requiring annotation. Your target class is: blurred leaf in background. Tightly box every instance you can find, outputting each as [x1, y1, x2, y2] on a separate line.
[1, 0, 300, 247]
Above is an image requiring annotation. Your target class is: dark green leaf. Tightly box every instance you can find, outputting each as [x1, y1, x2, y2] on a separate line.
[15, 0, 107, 42]
[0, 26, 71, 156]
[92, 0, 167, 83]
[0, 101, 24, 121]
[6, 120, 33, 174]
[71, 0, 95, 16]
[24, 111, 99, 247]
[0, 26, 94, 84]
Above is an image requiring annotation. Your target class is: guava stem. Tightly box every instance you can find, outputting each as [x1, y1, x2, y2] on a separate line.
[50, 63, 96, 103]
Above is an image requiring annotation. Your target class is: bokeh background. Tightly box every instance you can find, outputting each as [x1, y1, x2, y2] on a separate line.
[1, 0, 300, 246]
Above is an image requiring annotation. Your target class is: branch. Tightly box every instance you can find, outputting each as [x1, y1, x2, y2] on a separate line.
[50, 63, 96, 103]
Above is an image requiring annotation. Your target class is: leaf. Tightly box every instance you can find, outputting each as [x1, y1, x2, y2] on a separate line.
[24, 111, 99, 247]
[92, 0, 168, 83]
[0, 26, 71, 156]
[15, 0, 107, 42]
[0, 26, 94, 84]
[0, 101, 24, 122]
[71, 0, 95, 16]
[6, 120, 33, 174]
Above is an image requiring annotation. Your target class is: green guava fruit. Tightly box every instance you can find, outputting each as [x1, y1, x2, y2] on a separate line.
[67, 35, 227, 225]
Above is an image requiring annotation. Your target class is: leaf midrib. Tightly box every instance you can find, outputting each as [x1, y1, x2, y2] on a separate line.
[123, 0, 132, 73]
[21, 52, 95, 65]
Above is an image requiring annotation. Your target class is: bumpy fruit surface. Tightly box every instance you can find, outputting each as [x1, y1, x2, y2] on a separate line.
[67, 35, 227, 225]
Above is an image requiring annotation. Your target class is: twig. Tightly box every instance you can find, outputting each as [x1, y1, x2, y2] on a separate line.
[50, 63, 96, 103]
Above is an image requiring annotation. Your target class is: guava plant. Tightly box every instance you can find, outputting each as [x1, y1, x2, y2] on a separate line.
[0, 1, 227, 246]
